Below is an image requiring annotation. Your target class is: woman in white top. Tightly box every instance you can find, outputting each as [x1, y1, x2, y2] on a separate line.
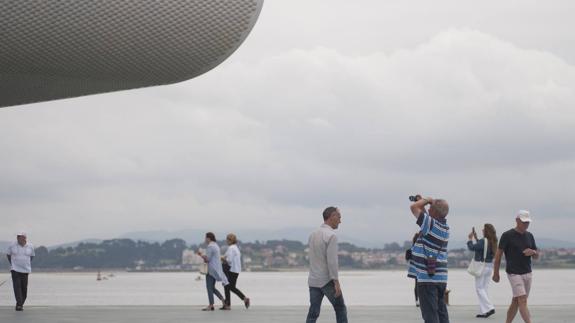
[467, 224, 497, 318]
[222, 233, 250, 310]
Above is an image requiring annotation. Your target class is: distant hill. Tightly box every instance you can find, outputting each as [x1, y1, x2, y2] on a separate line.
[0, 240, 11, 251]
[0, 241, 10, 270]
[449, 238, 575, 251]
[39, 234, 575, 252]
[120, 227, 376, 248]
[120, 229, 575, 250]
[535, 238, 575, 249]
[2, 239, 106, 251]
[48, 239, 103, 250]
[119, 229, 205, 244]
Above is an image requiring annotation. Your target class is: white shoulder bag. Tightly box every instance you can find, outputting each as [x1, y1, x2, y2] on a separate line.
[467, 238, 488, 277]
[199, 263, 208, 275]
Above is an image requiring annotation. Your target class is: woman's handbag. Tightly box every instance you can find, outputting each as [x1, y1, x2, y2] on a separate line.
[467, 238, 488, 277]
[222, 262, 231, 275]
[199, 263, 208, 275]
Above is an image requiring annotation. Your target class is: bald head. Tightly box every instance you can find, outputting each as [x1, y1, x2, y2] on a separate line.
[430, 199, 449, 219]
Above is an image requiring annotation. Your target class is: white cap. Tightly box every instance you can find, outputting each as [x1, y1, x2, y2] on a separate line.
[17, 231, 27, 237]
[516, 210, 532, 223]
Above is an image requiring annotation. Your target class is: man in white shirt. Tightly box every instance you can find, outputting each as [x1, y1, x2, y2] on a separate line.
[306, 206, 348, 323]
[6, 232, 35, 311]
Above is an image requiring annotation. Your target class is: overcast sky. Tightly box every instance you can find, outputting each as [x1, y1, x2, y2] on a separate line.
[1, 0, 575, 246]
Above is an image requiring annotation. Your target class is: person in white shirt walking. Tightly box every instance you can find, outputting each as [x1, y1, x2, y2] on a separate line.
[306, 206, 348, 323]
[221, 233, 250, 310]
[6, 232, 35, 312]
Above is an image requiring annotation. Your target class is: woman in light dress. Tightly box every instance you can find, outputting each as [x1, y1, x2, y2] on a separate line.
[198, 232, 228, 311]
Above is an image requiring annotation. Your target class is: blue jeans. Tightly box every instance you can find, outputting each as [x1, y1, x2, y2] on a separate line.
[206, 274, 224, 305]
[417, 283, 449, 323]
[306, 280, 348, 323]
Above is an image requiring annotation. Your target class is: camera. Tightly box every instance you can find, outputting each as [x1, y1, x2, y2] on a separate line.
[408, 195, 421, 202]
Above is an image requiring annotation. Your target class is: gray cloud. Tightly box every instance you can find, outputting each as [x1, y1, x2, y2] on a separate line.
[1, 4, 575, 245]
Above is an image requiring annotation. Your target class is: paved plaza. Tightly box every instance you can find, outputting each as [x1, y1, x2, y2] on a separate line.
[1, 305, 574, 323]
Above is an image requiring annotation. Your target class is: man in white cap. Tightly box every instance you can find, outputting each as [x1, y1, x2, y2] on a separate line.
[6, 232, 35, 311]
[492, 211, 538, 323]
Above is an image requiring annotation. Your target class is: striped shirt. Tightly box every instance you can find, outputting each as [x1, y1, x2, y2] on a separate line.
[408, 211, 449, 284]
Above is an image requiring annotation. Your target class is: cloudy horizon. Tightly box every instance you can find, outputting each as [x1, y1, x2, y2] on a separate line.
[1, 0, 574, 246]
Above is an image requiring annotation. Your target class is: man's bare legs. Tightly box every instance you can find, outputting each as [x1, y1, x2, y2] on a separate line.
[517, 295, 532, 323]
[506, 296, 531, 323]
[506, 297, 518, 323]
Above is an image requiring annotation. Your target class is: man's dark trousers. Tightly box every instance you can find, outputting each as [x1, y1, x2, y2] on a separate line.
[11, 270, 29, 307]
[417, 283, 449, 323]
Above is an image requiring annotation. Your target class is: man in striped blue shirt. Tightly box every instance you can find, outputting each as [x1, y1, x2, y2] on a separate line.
[408, 196, 450, 323]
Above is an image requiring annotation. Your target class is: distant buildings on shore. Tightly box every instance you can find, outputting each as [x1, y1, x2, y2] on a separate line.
[182, 240, 575, 272]
[1, 238, 574, 271]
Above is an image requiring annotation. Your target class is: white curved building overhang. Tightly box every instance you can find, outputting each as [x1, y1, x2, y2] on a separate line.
[0, 0, 264, 108]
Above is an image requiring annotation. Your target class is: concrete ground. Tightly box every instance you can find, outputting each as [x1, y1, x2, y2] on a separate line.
[1, 305, 574, 322]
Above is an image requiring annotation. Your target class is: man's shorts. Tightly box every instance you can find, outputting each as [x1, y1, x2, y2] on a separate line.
[507, 273, 532, 298]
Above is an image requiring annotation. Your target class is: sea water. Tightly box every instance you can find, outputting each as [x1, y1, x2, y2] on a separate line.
[0, 269, 573, 306]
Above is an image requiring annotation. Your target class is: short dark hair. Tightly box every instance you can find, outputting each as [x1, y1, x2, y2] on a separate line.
[323, 206, 338, 221]
[205, 232, 216, 242]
